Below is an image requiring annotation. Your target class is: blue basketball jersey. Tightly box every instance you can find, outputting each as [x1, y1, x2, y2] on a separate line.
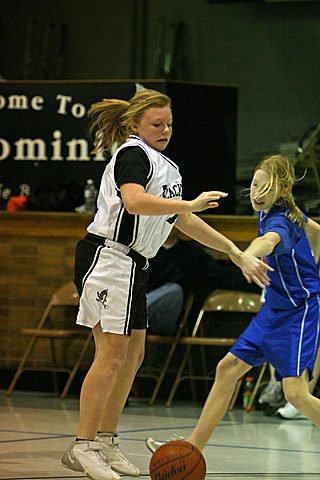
[259, 206, 320, 309]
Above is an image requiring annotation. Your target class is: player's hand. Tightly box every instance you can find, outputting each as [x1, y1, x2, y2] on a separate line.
[230, 251, 273, 288]
[189, 191, 228, 212]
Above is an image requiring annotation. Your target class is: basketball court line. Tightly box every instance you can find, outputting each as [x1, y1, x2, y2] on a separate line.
[1, 426, 320, 457]
[2, 392, 320, 480]
[2, 428, 320, 458]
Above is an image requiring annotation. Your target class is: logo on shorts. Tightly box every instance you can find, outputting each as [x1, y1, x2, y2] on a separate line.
[96, 289, 109, 309]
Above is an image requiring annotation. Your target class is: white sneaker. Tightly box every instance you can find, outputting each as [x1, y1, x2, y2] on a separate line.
[277, 402, 306, 420]
[61, 440, 120, 480]
[96, 432, 140, 477]
[145, 434, 185, 454]
[258, 380, 284, 406]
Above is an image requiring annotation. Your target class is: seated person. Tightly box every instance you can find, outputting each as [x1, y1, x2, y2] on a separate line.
[147, 282, 184, 336]
[147, 227, 261, 336]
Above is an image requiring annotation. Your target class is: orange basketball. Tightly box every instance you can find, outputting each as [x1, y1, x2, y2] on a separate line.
[149, 440, 206, 480]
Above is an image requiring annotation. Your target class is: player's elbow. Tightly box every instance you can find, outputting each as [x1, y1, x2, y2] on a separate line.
[123, 200, 138, 215]
[264, 238, 277, 256]
[260, 233, 280, 256]
[122, 196, 143, 215]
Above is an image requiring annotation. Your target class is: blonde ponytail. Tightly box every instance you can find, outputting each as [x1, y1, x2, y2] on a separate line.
[88, 100, 130, 154]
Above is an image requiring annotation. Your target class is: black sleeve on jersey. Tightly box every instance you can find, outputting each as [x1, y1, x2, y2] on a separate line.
[114, 146, 150, 189]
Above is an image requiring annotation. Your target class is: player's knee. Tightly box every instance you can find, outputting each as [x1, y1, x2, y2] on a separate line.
[216, 355, 237, 381]
[97, 343, 128, 371]
[109, 352, 128, 372]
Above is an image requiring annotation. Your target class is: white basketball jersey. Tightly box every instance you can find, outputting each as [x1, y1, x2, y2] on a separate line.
[87, 136, 182, 258]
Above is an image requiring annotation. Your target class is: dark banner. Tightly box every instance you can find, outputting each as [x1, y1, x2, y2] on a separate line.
[0, 80, 167, 210]
[0, 80, 237, 213]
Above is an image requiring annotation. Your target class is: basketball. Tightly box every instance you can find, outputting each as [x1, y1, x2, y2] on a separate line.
[149, 440, 206, 480]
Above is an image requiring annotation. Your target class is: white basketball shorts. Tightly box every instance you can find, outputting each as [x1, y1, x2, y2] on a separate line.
[74, 235, 149, 335]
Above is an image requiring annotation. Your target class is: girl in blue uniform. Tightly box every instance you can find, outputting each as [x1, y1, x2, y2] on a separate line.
[147, 154, 320, 454]
[61, 89, 270, 480]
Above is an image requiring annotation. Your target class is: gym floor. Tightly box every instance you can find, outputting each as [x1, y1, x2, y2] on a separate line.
[1, 390, 320, 480]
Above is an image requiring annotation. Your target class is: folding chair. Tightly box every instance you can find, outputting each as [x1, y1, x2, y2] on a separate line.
[6, 281, 93, 400]
[136, 292, 195, 405]
[165, 289, 266, 410]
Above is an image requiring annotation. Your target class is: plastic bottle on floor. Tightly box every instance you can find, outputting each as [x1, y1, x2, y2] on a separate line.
[243, 376, 255, 411]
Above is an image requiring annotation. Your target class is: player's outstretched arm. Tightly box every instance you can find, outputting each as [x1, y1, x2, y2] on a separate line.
[244, 232, 281, 258]
[175, 212, 272, 288]
[120, 183, 228, 216]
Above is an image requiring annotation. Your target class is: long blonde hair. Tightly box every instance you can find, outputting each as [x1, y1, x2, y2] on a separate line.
[88, 89, 172, 154]
[254, 154, 305, 227]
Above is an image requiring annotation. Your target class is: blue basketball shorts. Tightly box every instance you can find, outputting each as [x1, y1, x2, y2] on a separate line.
[230, 295, 320, 380]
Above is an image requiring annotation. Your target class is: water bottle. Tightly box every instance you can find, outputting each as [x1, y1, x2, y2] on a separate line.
[243, 376, 255, 411]
[84, 179, 96, 213]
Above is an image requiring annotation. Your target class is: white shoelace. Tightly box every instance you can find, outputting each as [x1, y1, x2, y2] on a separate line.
[86, 445, 111, 469]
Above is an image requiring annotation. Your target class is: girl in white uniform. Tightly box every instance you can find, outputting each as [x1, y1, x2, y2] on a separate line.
[62, 89, 271, 480]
